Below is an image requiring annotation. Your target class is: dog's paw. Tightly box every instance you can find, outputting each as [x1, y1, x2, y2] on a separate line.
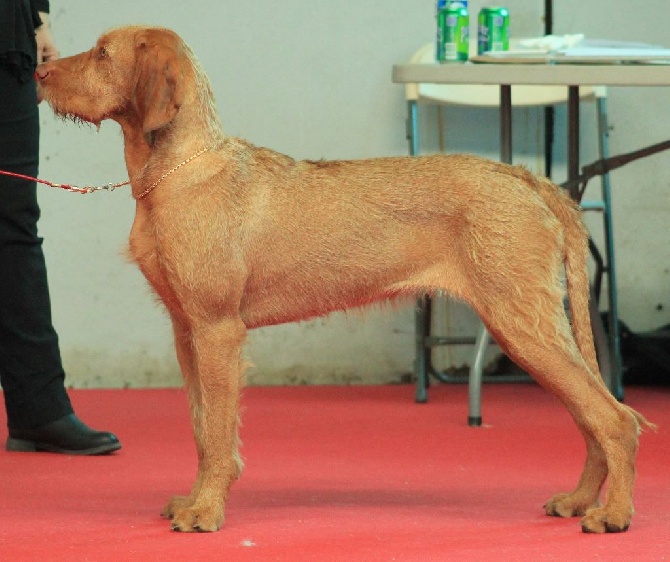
[544, 492, 599, 518]
[161, 495, 194, 519]
[169, 503, 224, 533]
[580, 507, 631, 534]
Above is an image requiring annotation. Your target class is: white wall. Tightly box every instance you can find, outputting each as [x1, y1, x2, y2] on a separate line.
[34, 1, 669, 388]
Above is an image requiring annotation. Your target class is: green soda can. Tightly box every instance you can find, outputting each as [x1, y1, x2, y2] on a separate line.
[477, 7, 510, 55]
[438, 3, 469, 63]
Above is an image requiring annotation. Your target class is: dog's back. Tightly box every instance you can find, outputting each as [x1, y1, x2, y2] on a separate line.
[219, 148, 568, 329]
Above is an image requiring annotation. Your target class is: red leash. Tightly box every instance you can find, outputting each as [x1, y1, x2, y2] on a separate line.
[0, 169, 130, 194]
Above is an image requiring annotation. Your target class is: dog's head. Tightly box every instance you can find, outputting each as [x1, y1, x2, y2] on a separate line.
[36, 26, 187, 134]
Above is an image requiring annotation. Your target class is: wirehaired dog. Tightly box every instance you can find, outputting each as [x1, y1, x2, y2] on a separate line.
[36, 26, 651, 533]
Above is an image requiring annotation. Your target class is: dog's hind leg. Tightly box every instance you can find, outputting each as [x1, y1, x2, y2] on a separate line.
[168, 316, 247, 532]
[468, 284, 640, 533]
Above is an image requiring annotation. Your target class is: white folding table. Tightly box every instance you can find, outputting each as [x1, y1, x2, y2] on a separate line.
[392, 59, 670, 402]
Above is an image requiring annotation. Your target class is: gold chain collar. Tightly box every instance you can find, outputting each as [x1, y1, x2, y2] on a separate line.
[135, 145, 214, 200]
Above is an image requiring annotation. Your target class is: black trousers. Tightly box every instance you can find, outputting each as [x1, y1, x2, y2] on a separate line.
[0, 65, 73, 429]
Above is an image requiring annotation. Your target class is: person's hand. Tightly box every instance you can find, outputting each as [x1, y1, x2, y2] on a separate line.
[35, 12, 59, 63]
[35, 12, 59, 103]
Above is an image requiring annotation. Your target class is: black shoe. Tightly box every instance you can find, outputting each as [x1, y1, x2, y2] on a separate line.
[6, 414, 121, 456]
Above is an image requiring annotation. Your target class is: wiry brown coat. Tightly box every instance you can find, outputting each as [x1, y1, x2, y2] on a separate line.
[36, 26, 651, 534]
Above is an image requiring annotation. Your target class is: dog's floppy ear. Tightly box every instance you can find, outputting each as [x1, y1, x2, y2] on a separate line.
[132, 30, 185, 134]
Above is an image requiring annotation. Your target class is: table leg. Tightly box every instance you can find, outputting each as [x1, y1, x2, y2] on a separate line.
[568, 86, 581, 199]
[500, 85, 512, 165]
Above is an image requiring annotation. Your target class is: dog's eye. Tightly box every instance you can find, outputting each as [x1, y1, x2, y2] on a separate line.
[98, 46, 109, 60]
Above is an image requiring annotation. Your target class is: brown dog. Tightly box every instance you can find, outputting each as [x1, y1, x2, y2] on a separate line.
[36, 26, 651, 534]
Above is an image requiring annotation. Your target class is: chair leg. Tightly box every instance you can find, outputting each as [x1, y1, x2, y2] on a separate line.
[596, 96, 624, 400]
[407, 101, 433, 403]
[414, 296, 431, 403]
[407, 100, 419, 157]
[468, 322, 488, 426]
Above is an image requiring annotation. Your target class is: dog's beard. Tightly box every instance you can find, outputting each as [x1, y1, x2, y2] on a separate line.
[44, 95, 106, 130]
[49, 105, 103, 130]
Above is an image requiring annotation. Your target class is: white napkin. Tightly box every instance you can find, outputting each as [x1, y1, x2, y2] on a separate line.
[517, 34, 585, 52]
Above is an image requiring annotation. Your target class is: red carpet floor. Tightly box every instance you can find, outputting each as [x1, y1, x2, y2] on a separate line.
[0, 384, 668, 561]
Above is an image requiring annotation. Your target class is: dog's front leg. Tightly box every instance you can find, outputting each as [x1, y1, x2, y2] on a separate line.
[161, 316, 203, 518]
[168, 317, 246, 532]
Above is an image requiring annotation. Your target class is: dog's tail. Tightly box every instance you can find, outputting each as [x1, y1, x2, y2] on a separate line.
[535, 176, 656, 432]
[539, 178, 600, 379]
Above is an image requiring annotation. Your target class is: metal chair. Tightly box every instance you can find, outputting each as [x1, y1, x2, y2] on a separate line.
[404, 43, 617, 425]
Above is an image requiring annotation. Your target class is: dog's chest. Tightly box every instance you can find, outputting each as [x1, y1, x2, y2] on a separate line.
[128, 210, 178, 306]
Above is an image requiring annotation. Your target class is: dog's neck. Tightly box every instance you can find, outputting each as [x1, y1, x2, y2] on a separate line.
[118, 92, 224, 200]
[118, 123, 153, 180]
